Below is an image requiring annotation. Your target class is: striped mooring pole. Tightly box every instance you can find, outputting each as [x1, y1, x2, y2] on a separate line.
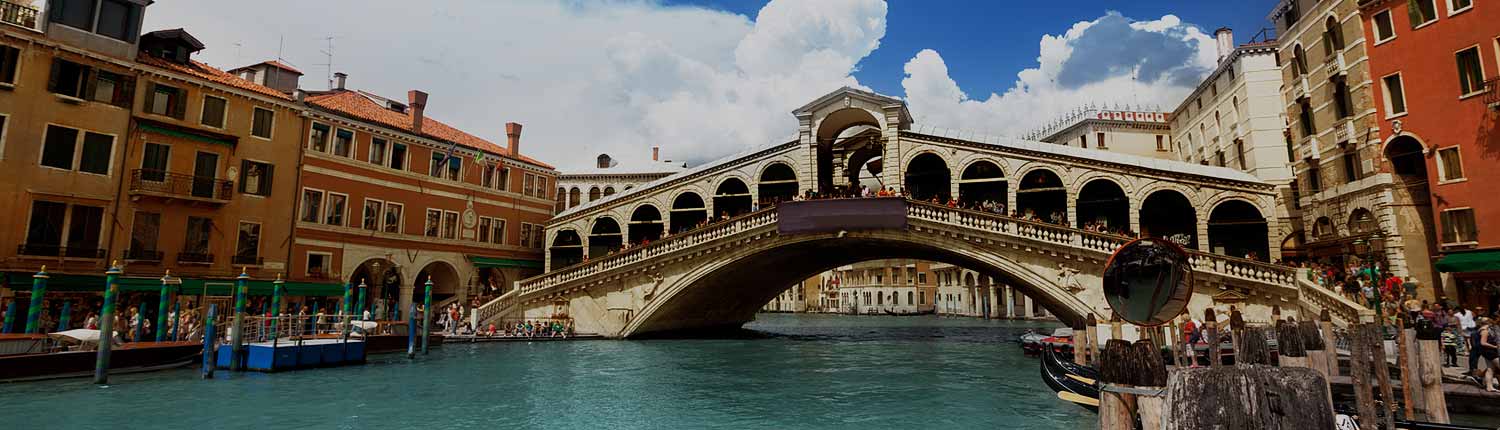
[24, 266, 48, 334]
[421, 279, 433, 355]
[230, 268, 249, 371]
[155, 271, 174, 342]
[202, 304, 216, 379]
[339, 281, 352, 317]
[269, 275, 284, 339]
[2, 300, 14, 333]
[94, 262, 123, 384]
[407, 304, 417, 359]
[58, 301, 72, 332]
[356, 281, 368, 320]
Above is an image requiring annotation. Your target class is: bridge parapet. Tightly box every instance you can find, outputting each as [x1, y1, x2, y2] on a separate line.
[1294, 269, 1377, 326]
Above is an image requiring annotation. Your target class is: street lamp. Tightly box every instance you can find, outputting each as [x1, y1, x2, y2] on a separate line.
[372, 261, 384, 320]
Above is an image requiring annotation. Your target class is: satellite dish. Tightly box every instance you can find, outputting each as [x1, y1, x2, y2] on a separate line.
[1101, 238, 1193, 326]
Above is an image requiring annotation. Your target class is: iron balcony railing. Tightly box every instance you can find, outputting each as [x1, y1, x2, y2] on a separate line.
[17, 244, 106, 259]
[0, 0, 39, 30]
[129, 169, 234, 202]
[176, 252, 214, 264]
[1483, 77, 1499, 108]
[231, 254, 263, 266]
[122, 249, 164, 262]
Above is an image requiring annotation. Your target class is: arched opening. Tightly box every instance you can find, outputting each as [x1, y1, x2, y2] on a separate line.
[844, 144, 885, 193]
[347, 258, 401, 320]
[588, 217, 624, 257]
[1281, 231, 1307, 263]
[1292, 44, 1308, 77]
[1386, 135, 1427, 178]
[1208, 200, 1270, 261]
[1347, 208, 1376, 237]
[629, 205, 664, 244]
[412, 261, 461, 311]
[1139, 189, 1198, 249]
[1313, 216, 1336, 240]
[714, 178, 752, 219]
[904, 153, 950, 201]
[670, 192, 707, 234]
[555, 187, 567, 213]
[588, 186, 602, 202]
[568, 187, 581, 208]
[815, 108, 882, 194]
[958, 160, 1006, 208]
[550, 230, 584, 268]
[476, 267, 509, 297]
[757, 163, 798, 206]
[1323, 17, 1344, 56]
[1016, 169, 1066, 224]
[603, 186, 616, 197]
[1074, 179, 1128, 233]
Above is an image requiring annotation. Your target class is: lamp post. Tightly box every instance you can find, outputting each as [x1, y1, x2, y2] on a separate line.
[372, 261, 384, 320]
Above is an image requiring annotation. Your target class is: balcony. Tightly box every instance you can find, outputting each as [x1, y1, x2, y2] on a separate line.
[0, 0, 39, 31]
[176, 252, 214, 265]
[1484, 77, 1499, 110]
[231, 254, 263, 266]
[122, 249, 164, 263]
[17, 244, 106, 259]
[129, 169, 234, 204]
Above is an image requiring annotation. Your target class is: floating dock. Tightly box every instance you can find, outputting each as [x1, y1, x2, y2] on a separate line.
[216, 338, 365, 372]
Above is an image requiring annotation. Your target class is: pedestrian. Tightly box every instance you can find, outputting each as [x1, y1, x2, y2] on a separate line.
[1478, 317, 1500, 392]
[1443, 322, 1462, 367]
[1459, 307, 1479, 374]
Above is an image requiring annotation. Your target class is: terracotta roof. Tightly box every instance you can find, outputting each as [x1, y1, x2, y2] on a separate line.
[305, 90, 554, 169]
[138, 55, 292, 101]
[230, 60, 303, 75]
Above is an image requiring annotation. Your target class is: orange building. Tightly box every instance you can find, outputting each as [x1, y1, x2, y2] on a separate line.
[1360, 0, 1500, 308]
[294, 74, 556, 319]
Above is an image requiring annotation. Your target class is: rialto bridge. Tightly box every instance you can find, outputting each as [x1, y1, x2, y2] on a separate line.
[476, 88, 1371, 338]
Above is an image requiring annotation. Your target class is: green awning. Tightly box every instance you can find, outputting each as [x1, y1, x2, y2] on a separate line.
[3, 273, 344, 296]
[1436, 250, 1500, 273]
[139, 122, 237, 147]
[469, 256, 543, 269]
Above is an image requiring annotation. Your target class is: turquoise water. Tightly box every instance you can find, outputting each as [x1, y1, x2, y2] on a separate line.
[1, 314, 1092, 429]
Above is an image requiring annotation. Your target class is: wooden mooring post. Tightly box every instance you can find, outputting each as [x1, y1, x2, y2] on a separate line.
[1204, 308, 1220, 367]
[1396, 317, 1418, 419]
[1163, 365, 1335, 429]
[1133, 340, 1168, 430]
[1414, 319, 1450, 423]
[1098, 339, 1136, 430]
[1276, 320, 1308, 368]
[1084, 313, 1098, 366]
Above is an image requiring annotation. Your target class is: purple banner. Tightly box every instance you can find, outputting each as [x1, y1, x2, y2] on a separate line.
[777, 198, 908, 235]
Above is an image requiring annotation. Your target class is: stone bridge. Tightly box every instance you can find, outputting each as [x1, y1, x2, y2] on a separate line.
[476, 88, 1370, 337]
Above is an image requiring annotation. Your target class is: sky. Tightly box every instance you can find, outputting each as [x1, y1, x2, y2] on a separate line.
[142, 0, 1279, 170]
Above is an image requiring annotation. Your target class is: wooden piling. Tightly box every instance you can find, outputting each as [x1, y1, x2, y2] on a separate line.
[1369, 325, 1398, 429]
[1204, 308, 1220, 367]
[1109, 312, 1123, 341]
[1349, 324, 1378, 430]
[1229, 307, 1244, 364]
[1396, 318, 1418, 419]
[1276, 320, 1308, 368]
[1098, 339, 1136, 430]
[1414, 321, 1449, 423]
[1163, 366, 1335, 430]
[1072, 324, 1086, 366]
[1319, 309, 1339, 377]
[1133, 340, 1168, 430]
[1239, 326, 1272, 366]
[1084, 313, 1098, 366]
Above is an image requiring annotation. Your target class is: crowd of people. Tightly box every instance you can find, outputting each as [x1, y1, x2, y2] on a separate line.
[474, 319, 574, 339]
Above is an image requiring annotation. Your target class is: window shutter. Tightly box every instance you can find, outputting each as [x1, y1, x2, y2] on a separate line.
[1407, 0, 1422, 27]
[262, 164, 274, 196]
[83, 68, 97, 100]
[114, 75, 135, 107]
[239, 159, 250, 193]
[144, 82, 156, 114]
[47, 60, 61, 93]
[171, 89, 187, 119]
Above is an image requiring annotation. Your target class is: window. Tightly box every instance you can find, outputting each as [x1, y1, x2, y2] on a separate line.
[370, 138, 387, 166]
[362, 199, 383, 231]
[129, 211, 160, 254]
[1448, 0, 1472, 14]
[1079, 134, 1087, 148]
[1409, 0, 1438, 28]
[1440, 208, 1477, 244]
[23, 201, 67, 254]
[299, 189, 323, 223]
[89, 70, 133, 108]
[390, 143, 407, 170]
[1296, 97, 1315, 138]
[478, 217, 492, 243]
[482, 165, 496, 188]
[1456, 47, 1486, 97]
[239, 160, 273, 196]
[1372, 10, 1396, 42]
[1332, 76, 1352, 119]
[309, 123, 330, 152]
[1282, 1, 1300, 27]
[533, 226, 544, 249]
[425, 209, 442, 237]
[1156, 135, 1166, 151]
[1096, 132, 1106, 149]
[41, 125, 113, 175]
[324, 192, 347, 226]
[1323, 17, 1345, 56]
[496, 167, 509, 191]
[200, 95, 227, 128]
[1437, 147, 1465, 181]
[51, 0, 96, 33]
[430, 153, 446, 177]
[140, 142, 168, 181]
[146, 83, 186, 119]
[63, 204, 103, 257]
[48, 58, 90, 98]
[446, 157, 461, 181]
[536, 177, 547, 199]
[1307, 163, 1323, 192]
[1235, 139, 1247, 170]
[1382, 74, 1407, 116]
[95, 0, 140, 42]
[492, 218, 507, 245]
[1291, 45, 1307, 78]
[519, 223, 532, 248]
[236, 222, 261, 262]
[1216, 150, 1226, 167]
[383, 203, 403, 234]
[442, 211, 459, 240]
[184, 216, 212, 255]
[332, 128, 352, 157]
[251, 107, 274, 139]
[50, 0, 143, 42]
[525, 173, 537, 196]
[1341, 142, 1363, 183]
[0, 45, 19, 85]
[306, 253, 331, 277]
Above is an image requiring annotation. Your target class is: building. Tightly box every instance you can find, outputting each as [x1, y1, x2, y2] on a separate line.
[1026, 107, 1175, 161]
[1270, 0, 1439, 295]
[1358, 0, 1498, 307]
[762, 274, 823, 313]
[930, 264, 1052, 319]
[295, 73, 557, 319]
[1169, 27, 1297, 259]
[555, 148, 685, 213]
[830, 259, 936, 315]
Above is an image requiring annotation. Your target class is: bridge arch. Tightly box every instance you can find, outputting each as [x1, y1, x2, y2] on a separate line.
[669, 191, 708, 234]
[904, 151, 952, 201]
[627, 203, 664, 244]
[619, 229, 1095, 337]
[1207, 199, 1270, 261]
[713, 176, 752, 218]
[1074, 178, 1130, 232]
[756, 162, 798, 206]
[957, 159, 1007, 205]
[814, 107, 885, 192]
[1016, 167, 1067, 222]
[1139, 188, 1199, 249]
[550, 229, 584, 268]
[588, 216, 624, 258]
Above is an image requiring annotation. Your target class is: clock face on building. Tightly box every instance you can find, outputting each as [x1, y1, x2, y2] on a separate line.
[463, 200, 477, 229]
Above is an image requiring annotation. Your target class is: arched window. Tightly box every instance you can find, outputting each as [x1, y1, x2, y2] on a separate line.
[1323, 17, 1344, 56]
[568, 187, 581, 208]
[588, 186, 602, 202]
[1292, 44, 1309, 77]
[904, 153, 950, 201]
[603, 186, 616, 197]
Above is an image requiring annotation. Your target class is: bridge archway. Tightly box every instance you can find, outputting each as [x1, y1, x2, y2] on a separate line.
[628, 204, 664, 244]
[714, 178, 752, 218]
[1139, 189, 1198, 249]
[670, 192, 708, 234]
[1017, 168, 1066, 222]
[413, 260, 462, 307]
[958, 160, 1007, 206]
[348, 257, 401, 318]
[551, 229, 584, 268]
[815, 108, 883, 193]
[621, 230, 1093, 337]
[904, 152, 950, 201]
[757, 163, 798, 206]
[588, 216, 624, 258]
[1208, 199, 1269, 261]
[1075, 178, 1128, 232]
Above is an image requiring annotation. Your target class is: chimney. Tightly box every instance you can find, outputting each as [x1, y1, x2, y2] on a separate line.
[652, 146, 660, 161]
[505, 122, 523, 156]
[407, 90, 429, 134]
[1215, 27, 1234, 64]
[333, 72, 348, 90]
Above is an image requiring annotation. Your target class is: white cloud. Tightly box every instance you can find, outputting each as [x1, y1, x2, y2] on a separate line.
[901, 12, 1216, 137]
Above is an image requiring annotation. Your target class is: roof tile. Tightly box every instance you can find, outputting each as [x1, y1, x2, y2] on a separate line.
[305, 90, 554, 169]
[138, 55, 292, 101]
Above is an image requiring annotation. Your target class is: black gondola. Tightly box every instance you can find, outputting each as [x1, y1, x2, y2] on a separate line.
[1040, 347, 1100, 412]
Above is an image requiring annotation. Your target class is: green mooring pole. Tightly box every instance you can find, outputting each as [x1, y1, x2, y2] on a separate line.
[356, 281, 368, 320]
[407, 304, 417, 359]
[230, 269, 249, 371]
[339, 281, 352, 317]
[58, 301, 72, 331]
[269, 275, 284, 339]
[155, 272, 173, 342]
[94, 262, 123, 384]
[24, 266, 48, 334]
[421, 279, 433, 355]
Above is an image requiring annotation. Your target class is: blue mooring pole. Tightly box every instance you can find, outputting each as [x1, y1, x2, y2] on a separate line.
[421, 279, 433, 355]
[407, 304, 417, 359]
[230, 269, 249, 372]
[202, 304, 216, 379]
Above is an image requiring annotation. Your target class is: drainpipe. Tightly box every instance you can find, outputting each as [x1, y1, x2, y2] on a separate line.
[284, 111, 311, 280]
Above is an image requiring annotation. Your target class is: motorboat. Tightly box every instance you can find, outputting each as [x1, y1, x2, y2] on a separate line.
[0, 329, 200, 383]
[1021, 327, 1074, 356]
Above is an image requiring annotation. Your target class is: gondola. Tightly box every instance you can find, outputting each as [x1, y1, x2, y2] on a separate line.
[1040, 347, 1099, 412]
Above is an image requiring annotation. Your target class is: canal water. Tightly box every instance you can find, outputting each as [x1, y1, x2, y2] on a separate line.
[1, 314, 1094, 429]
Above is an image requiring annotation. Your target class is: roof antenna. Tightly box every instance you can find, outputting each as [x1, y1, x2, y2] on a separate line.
[317, 36, 337, 90]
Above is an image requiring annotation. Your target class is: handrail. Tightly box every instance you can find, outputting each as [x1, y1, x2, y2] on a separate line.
[0, 0, 39, 30]
[1483, 77, 1500, 107]
[1294, 268, 1376, 325]
[129, 169, 234, 201]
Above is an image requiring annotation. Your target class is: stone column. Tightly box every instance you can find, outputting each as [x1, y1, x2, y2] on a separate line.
[1196, 215, 1210, 252]
[1004, 285, 1014, 318]
[988, 286, 1000, 319]
[1066, 190, 1079, 229]
[1129, 202, 1142, 236]
[1024, 295, 1035, 318]
[398, 266, 416, 320]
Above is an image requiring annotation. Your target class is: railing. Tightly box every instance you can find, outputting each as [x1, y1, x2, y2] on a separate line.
[1294, 269, 1376, 326]
[176, 252, 214, 264]
[122, 249, 163, 262]
[231, 255, 263, 266]
[0, 0, 39, 30]
[129, 169, 234, 202]
[17, 244, 106, 259]
[1483, 77, 1499, 108]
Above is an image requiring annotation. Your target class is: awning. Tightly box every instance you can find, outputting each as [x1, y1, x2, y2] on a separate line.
[2, 273, 344, 296]
[469, 256, 543, 269]
[137, 118, 238, 147]
[1436, 250, 1500, 273]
